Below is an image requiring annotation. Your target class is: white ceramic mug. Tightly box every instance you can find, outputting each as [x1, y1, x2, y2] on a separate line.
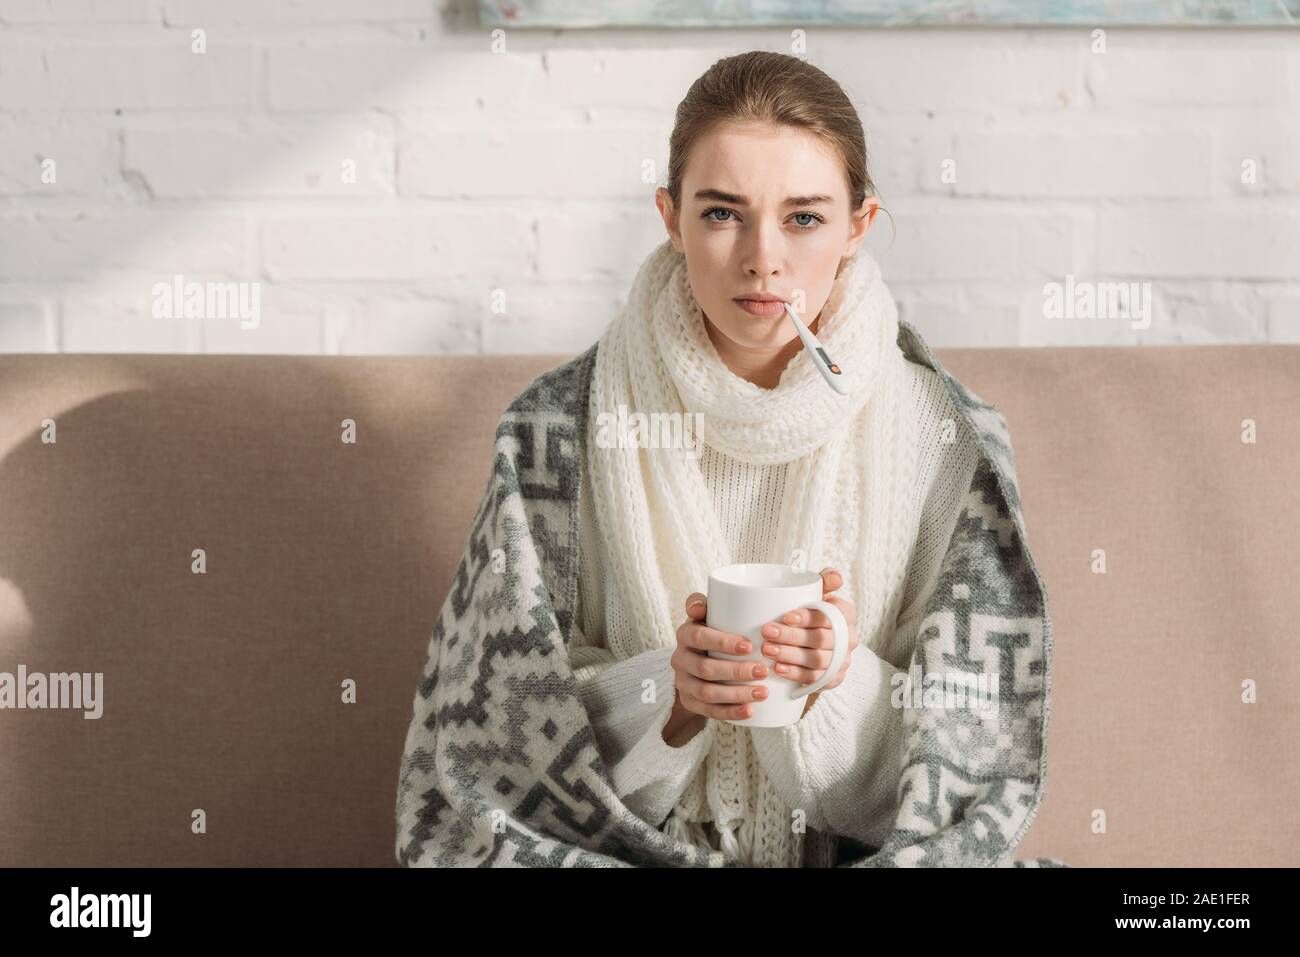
[705, 562, 850, 728]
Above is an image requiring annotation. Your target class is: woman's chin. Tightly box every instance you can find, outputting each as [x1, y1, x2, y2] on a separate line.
[730, 330, 799, 352]
[702, 308, 792, 350]
[729, 306, 789, 331]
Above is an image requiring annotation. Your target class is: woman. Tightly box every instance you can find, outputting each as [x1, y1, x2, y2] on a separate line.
[396, 51, 1060, 868]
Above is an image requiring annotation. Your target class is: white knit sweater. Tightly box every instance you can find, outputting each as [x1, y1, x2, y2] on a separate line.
[571, 358, 981, 866]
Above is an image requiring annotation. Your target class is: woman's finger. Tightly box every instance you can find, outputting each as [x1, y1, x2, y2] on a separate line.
[773, 597, 858, 633]
[763, 641, 836, 670]
[774, 658, 852, 688]
[771, 661, 819, 684]
[782, 595, 859, 630]
[761, 619, 836, 650]
[822, 593, 859, 627]
[679, 688, 755, 722]
[677, 669, 768, 707]
[678, 647, 770, 683]
[775, 606, 837, 632]
[683, 621, 752, 656]
[685, 593, 707, 619]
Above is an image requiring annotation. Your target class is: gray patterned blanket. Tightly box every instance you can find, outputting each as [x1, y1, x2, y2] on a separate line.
[396, 320, 1066, 867]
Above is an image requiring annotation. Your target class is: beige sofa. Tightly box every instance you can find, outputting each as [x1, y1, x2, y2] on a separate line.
[1, 342, 1296, 867]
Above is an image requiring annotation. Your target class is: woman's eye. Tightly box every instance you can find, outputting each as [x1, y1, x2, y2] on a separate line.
[702, 207, 824, 229]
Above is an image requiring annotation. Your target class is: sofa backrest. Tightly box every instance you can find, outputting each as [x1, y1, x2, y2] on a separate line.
[0, 343, 1295, 866]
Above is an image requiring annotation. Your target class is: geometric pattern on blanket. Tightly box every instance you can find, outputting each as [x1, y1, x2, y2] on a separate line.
[396, 320, 1067, 867]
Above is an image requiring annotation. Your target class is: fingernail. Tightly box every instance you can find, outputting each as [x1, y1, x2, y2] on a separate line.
[738, 641, 752, 654]
[762, 624, 778, 637]
[752, 665, 766, 679]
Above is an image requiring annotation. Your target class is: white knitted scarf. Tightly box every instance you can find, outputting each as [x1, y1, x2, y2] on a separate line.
[587, 237, 922, 866]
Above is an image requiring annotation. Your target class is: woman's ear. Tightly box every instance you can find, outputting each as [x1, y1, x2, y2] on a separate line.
[837, 195, 876, 269]
[655, 187, 685, 254]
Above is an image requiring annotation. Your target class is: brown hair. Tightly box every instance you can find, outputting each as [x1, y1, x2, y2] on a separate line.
[664, 51, 894, 248]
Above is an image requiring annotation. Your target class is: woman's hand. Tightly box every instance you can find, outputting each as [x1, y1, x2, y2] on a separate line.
[664, 592, 771, 742]
[759, 567, 860, 716]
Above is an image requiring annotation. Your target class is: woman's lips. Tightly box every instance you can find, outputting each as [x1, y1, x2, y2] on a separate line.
[733, 298, 787, 317]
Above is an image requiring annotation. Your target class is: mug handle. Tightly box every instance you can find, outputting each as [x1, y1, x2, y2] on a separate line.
[787, 600, 850, 701]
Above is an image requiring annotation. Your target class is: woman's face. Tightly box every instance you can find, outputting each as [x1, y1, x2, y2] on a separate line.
[655, 121, 876, 355]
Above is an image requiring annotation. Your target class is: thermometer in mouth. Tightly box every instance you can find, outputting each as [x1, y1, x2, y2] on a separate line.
[783, 302, 849, 396]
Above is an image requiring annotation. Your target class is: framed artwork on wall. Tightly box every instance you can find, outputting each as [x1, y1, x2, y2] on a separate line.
[478, 1, 1300, 29]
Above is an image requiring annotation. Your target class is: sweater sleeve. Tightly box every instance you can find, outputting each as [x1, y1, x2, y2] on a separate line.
[571, 638, 716, 828]
[747, 642, 907, 848]
[749, 374, 983, 847]
[569, 464, 715, 829]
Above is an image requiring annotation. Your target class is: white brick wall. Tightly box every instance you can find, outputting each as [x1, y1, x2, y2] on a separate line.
[0, 3, 1296, 354]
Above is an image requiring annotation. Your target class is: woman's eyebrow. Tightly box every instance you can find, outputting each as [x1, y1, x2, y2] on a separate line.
[693, 188, 834, 206]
